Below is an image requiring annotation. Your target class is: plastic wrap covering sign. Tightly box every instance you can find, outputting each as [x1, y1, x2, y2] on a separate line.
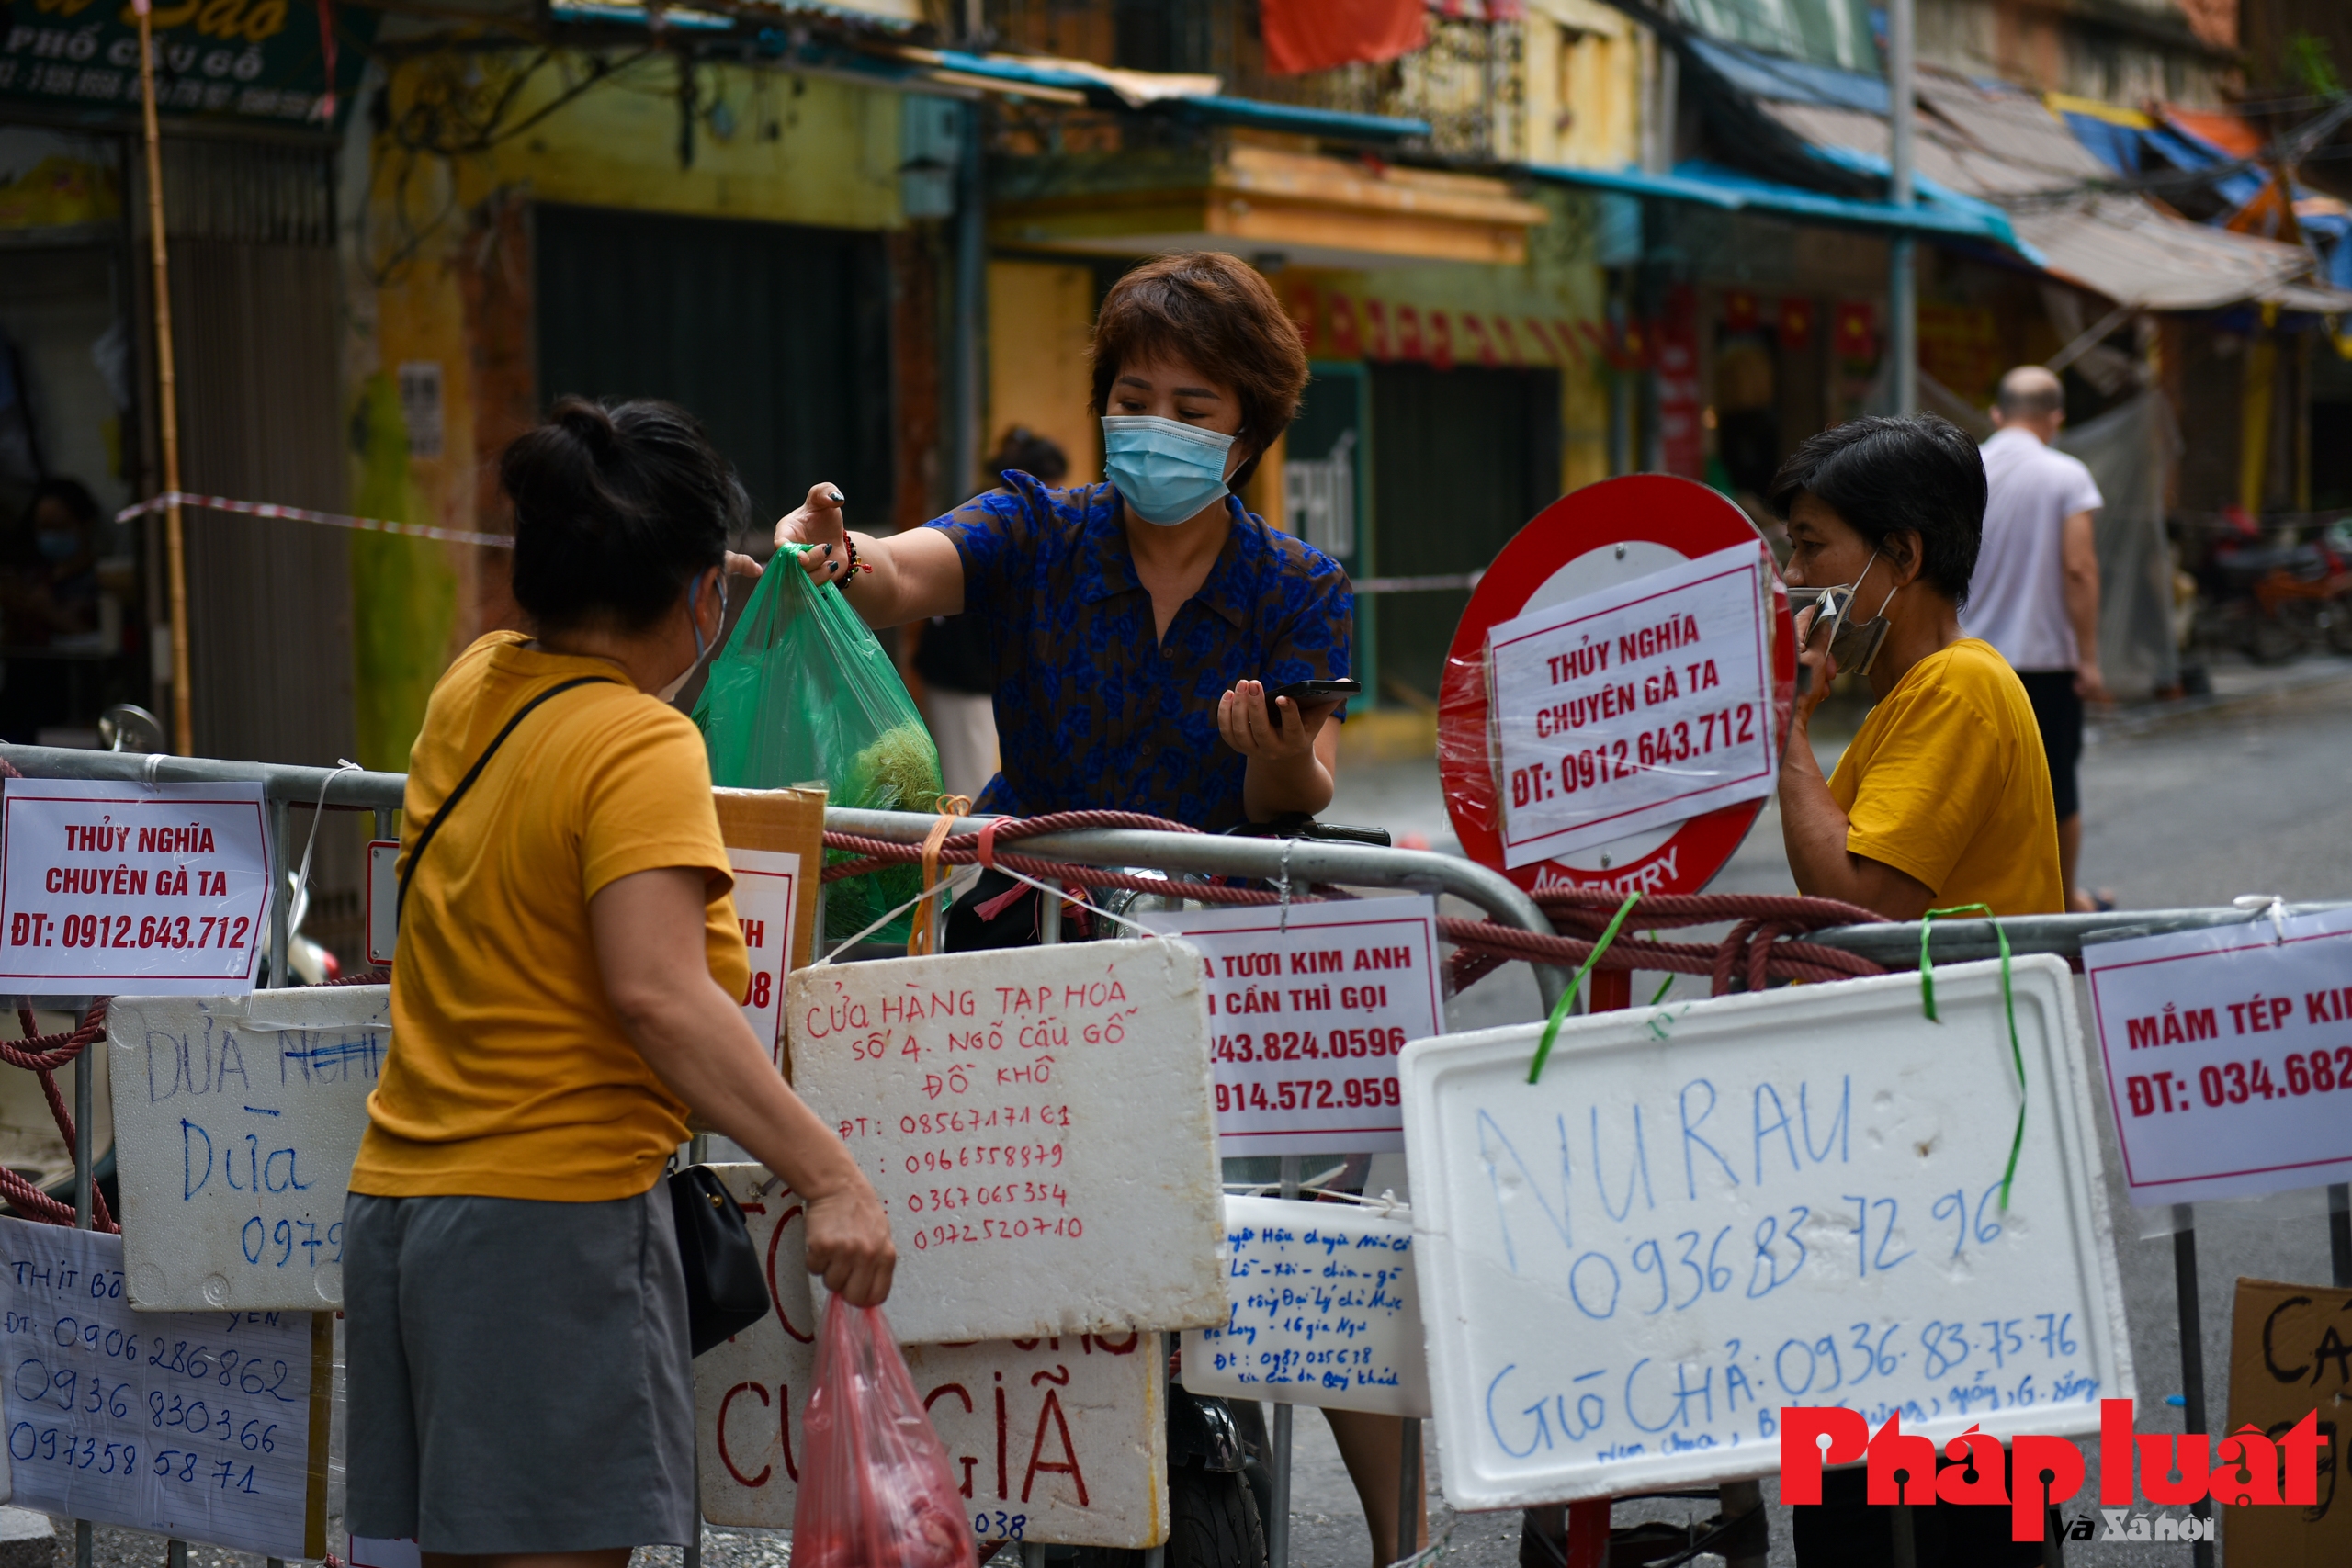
[1136, 897, 1442, 1156]
[1439, 476, 1793, 899]
[1179, 1195, 1431, 1417]
[695, 1166, 1166, 1549]
[785, 940, 1225, 1344]
[108, 988, 387, 1311]
[0, 779, 271, 997]
[1402, 959, 2133, 1508]
[2083, 904, 2352, 1206]
[0, 1218, 328, 1558]
[1487, 543, 1777, 870]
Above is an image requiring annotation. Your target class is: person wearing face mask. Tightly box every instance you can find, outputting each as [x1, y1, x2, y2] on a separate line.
[344, 398, 895, 1568]
[774, 250, 1349, 865]
[1770, 416, 2060, 1565]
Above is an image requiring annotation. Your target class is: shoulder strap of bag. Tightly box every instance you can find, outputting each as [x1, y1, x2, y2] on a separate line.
[396, 674, 619, 925]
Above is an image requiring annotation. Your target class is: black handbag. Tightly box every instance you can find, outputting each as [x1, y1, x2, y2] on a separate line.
[668, 1163, 772, 1354]
[399, 671, 772, 1356]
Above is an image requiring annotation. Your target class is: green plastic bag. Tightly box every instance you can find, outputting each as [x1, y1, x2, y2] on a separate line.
[695, 546, 943, 946]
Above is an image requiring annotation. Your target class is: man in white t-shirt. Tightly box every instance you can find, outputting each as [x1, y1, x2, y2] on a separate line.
[1963, 365, 2107, 911]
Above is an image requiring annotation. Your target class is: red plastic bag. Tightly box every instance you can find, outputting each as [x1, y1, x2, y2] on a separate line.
[794, 1297, 976, 1568]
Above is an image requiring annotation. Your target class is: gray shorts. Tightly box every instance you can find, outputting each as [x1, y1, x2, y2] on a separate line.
[343, 1183, 695, 1552]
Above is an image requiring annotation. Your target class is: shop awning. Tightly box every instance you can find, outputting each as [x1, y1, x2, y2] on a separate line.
[1524, 156, 2031, 251]
[1729, 58, 2352, 313]
[545, 6, 1430, 143]
[992, 141, 1545, 268]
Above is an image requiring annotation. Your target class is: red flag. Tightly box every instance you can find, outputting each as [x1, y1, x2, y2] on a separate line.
[1832, 299, 1876, 360]
[1777, 297, 1815, 351]
[1723, 289, 1758, 333]
[1427, 310, 1455, 371]
[1261, 0, 1427, 76]
[1327, 293, 1363, 359]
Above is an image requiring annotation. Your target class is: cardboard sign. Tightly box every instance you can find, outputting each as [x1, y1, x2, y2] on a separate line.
[1487, 543, 1777, 869]
[2083, 906, 2352, 1206]
[0, 1219, 327, 1558]
[785, 940, 1224, 1344]
[1136, 897, 1442, 1156]
[0, 779, 271, 996]
[1179, 1195, 1431, 1417]
[715, 786, 826, 1070]
[2222, 1277, 2352, 1562]
[695, 1166, 1166, 1548]
[107, 988, 388, 1311]
[1401, 958, 2133, 1508]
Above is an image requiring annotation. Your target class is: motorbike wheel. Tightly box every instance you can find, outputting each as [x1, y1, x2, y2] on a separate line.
[1070, 1461, 1270, 1568]
[2246, 611, 2304, 665]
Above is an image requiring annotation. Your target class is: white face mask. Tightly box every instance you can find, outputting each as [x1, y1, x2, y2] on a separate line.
[656, 570, 725, 704]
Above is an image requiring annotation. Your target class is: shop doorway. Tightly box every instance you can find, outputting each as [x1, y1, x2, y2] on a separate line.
[534, 205, 895, 537]
[1367, 362, 1561, 705]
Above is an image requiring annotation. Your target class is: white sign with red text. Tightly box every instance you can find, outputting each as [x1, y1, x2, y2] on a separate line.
[0, 779, 271, 995]
[1487, 544, 1776, 869]
[729, 847, 801, 1069]
[2083, 905, 2352, 1207]
[695, 1165, 1165, 1548]
[1137, 897, 1442, 1156]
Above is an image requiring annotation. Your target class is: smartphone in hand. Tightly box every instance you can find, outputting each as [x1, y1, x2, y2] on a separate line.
[1265, 678, 1362, 728]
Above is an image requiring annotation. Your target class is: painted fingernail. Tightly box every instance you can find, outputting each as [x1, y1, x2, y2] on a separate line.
[828, 488, 845, 503]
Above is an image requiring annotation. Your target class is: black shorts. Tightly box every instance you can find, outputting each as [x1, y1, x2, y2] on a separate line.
[2016, 670, 2082, 820]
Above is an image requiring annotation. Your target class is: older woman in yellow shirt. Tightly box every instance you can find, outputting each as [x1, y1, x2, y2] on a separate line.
[1770, 413, 2061, 1568]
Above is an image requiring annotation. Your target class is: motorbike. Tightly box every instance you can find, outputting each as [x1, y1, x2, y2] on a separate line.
[2197, 519, 2352, 664]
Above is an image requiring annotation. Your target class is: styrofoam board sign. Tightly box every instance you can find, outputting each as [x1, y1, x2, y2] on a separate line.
[1179, 1194, 1430, 1417]
[1402, 957, 2133, 1509]
[0, 1217, 328, 1557]
[2082, 903, 2352, 1205]
[1136, 897, 1442, 1156]
[108, 987, 388, 1310]
[785, 940, 1225, 1343]
[695, 1166, 1166, 1548]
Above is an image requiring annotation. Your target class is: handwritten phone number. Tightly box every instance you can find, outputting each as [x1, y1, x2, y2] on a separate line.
[10, 1344, 302, 1408]
[2122, 1046, 2352, 1116]
[904, 1142, 1064, 1175]
[910, 1215, 1084, 1250]
[903, 1181, 1068, 1213]
[1510, 705, 1756, 807]
[8, 912, 253, 951]
[7, 1426, 266, 1493]
[241, 1216, 343, 1269]
[1216, 1077, 1401, 1114]
[1214, 1029, 1407, 1064]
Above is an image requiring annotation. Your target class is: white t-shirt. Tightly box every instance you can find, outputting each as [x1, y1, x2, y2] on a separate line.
[1963, 425, 2104, 671]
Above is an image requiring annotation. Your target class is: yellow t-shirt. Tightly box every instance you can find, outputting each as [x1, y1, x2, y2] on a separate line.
[1826, 638, 2064, 917]
[351, 632, 750, 1201]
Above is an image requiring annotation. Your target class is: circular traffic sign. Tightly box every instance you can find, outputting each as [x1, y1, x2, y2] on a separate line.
[1437, 474, 1796, 897]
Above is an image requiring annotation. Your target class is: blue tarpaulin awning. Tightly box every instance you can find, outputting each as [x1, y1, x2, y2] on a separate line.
[1524, 157, 2033, 255]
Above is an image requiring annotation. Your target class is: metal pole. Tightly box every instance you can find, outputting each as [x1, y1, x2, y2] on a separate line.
[1038, 886, 1061, 945]
[1395, 1416, 1422, 1563]
[2171, 1206, 2215, 1567]
[74, 1004, 92, 1568]
[268, 796, 289, 987]
[166, 1539, 185, 1568]
[948, 99, 986, 499]
[2330, 1183, 2351, 1289]
[374, 807, 393, 844]
[132, 0, 193, 756]
[1268, 1155, 1300, 1568]
[1887, 0, 1917, 416]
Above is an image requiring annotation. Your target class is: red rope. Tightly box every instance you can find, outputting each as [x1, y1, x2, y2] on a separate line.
[4, 1004, 119, 1232]
[820, 817, 1890, 996]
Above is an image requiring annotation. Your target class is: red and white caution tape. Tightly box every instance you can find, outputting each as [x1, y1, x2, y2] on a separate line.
[114, 491, 514, 549]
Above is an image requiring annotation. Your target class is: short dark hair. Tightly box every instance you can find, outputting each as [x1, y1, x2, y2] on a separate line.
[24, 478, 100, 529]
[986, 426, 1069, 484]
[1090, 252, 1309, 464]
[1766, 414, 1986, 608]
[502, 397, 745, 635]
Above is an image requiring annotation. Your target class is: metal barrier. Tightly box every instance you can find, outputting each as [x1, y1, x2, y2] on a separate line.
[7, 741, 2350, 1568]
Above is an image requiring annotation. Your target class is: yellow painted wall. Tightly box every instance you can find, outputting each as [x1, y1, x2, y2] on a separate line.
[986, 259, 1101, 485]
[347, 54, 905, 766]
[1523, 0, 1646, 171]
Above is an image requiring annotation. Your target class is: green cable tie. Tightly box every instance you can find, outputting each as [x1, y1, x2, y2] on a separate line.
[1920, 902, 2027, 1212]
[1527, 892, 1642, 1085]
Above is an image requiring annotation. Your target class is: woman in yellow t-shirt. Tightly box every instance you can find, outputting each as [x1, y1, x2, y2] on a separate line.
[343, 399, 894, 1568]
[1772, 412, 2064, 922]
[1770, 414, 2061, 1568]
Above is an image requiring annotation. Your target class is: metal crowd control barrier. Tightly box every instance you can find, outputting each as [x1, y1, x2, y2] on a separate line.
[6, 743, 2350, 1568]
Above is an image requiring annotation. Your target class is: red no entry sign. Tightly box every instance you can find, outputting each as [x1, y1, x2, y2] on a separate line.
[1437, 475, 1796, 898]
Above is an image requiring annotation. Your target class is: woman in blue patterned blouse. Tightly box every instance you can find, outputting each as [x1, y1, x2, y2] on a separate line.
[775, 250, 1353, 840]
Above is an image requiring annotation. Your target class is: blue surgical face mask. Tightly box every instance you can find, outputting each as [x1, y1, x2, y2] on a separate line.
[1101, 414, 1237, 526]
[36, 529, 80, 563]
[657, 569, 727, 704]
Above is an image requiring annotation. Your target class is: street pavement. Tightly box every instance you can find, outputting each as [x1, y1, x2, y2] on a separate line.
[40, 659, 2352, 1568]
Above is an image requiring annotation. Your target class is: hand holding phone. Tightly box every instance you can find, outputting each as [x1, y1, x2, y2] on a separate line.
[1266, 678, 1362, 728]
